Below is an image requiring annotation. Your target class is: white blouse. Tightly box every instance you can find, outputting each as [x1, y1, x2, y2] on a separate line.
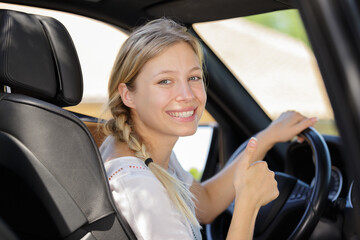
[103, 150, 201, 240]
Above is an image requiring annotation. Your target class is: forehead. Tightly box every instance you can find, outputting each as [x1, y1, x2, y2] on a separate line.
[142, 42, 201, 73]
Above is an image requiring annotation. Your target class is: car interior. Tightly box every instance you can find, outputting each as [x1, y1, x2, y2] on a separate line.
[0, 9, 136, 239]
[0, 0, 359, 239]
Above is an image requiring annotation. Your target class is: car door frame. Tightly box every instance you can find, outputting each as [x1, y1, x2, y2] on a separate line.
[296, 0, 360, 235]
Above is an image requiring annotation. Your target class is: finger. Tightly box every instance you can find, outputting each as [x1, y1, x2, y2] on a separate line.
[243, 137, 257, 167]
[297, 136, 305, 143]
[291, 111, 307, 123]
[250, 160, 267, 167]
[295, 117, 318, 132]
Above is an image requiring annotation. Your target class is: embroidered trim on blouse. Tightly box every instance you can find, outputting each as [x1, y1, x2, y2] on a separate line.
[108, 165, 147, 181]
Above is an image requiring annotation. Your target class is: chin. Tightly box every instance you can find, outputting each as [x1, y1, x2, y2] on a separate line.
[176, 127, 198, 137]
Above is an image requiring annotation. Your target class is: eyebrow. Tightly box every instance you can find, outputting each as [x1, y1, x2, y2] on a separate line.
[153, 66, 202, 77]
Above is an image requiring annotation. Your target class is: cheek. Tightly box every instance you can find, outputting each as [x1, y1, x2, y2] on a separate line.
[194, 85, 207, 105]
[192, 86, 206, 119]
[142, 88, 173, 111]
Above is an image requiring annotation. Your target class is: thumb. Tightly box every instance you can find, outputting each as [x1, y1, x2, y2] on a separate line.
[243, 137, 258, 167]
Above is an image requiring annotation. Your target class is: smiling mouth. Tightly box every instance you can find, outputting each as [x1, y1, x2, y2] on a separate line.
[168, 110, 195, 118]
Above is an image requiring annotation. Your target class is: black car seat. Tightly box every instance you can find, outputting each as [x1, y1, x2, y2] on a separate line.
[0, 9, 136, 240]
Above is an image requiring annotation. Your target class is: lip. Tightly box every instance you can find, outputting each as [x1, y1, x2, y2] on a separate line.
[166, 107, 197, 122]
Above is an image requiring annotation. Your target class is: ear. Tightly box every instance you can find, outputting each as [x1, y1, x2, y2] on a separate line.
[118, 83, 136, 109]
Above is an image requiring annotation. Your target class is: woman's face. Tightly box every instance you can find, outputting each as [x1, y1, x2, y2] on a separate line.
[121, 41, 206, 140]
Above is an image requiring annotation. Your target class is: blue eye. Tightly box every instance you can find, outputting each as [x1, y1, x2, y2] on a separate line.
[189, 76, 201, 81]
[158, 79, 171, 85]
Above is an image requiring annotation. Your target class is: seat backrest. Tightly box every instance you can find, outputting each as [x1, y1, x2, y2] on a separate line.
[0, 9, 135, 240]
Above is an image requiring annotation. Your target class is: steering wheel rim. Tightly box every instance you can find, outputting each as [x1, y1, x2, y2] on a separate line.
[206, 127, 331, 239]
[287, 127, 331, 239]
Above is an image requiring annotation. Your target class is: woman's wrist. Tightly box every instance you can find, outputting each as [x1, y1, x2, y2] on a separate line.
[234, 187, 261, 212]
[227, 192, 260, 239]
[255, 127, 278, 153]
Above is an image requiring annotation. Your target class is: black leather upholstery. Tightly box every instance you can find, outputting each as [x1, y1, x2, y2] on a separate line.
[0, 9, 135, 240]
[0, 9, 82, 107]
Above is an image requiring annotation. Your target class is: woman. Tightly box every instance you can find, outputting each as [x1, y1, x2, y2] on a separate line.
[100, 18, 317, 239]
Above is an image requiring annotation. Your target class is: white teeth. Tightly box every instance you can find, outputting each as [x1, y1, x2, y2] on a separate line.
[169, 110, 194, 118]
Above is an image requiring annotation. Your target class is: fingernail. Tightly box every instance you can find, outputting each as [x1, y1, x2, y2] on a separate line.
[249, 137, 257, 147]
[311, 117, 318, 123]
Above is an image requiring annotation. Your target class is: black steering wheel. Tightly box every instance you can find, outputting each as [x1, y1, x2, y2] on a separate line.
[206, 127, 331, 239]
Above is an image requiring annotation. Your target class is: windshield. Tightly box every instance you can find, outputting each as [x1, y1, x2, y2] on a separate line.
[193, 10, 338, 135]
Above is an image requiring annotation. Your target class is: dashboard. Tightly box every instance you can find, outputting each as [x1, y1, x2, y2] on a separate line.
[286, 135, 347, 203]
[329, 166, 343, 201]
[285, 134, 355, 238]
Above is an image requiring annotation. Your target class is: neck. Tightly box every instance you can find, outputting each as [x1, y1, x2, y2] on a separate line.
[102, 136, 135, 162]
[104, 132, 178, 169]
[132, 117, 179, 169]
[141, 133, 178, 169]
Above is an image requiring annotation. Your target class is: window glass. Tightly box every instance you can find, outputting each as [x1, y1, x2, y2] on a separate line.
[194, 10, 338, 135]
[173, 125, 214, 180]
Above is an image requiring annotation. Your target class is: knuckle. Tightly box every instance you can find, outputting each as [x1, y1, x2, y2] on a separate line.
[274, 179, 278, 189]
[258, 161, 268, 168]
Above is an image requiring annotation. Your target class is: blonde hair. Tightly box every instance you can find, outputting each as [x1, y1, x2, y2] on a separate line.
[103, 18, 203, 227]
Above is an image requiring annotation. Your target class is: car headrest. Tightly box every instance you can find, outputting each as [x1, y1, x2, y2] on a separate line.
[0, 9, 83, 107]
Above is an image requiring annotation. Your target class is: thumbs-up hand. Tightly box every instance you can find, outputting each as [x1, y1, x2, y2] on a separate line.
[233, 137, 279, 209]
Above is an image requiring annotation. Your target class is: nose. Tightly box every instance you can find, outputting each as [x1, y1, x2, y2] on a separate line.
[175, 80, 195, 102]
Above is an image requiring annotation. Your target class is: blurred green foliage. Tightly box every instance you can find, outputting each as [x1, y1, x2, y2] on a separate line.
[314, 119, 339, 136]
[189, 167, 202, 181]
[245, 10, 310, 48]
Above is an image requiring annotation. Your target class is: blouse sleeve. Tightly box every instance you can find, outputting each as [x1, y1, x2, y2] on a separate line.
[109, 170, 194, 240]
